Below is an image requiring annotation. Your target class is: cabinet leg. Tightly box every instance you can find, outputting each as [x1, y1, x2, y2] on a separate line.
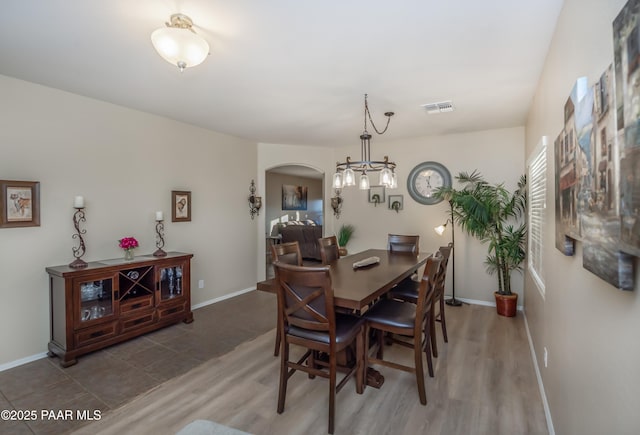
[183, 312, 194, 324]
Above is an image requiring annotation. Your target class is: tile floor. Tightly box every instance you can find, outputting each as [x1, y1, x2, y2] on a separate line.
[0, 290, 277, 435]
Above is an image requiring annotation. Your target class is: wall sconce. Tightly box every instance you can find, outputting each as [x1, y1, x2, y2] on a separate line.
[331, 188, 343, 219]
[249, 180, 262, 219]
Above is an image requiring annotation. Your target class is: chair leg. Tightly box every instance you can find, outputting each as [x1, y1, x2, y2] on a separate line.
[274, 312, 281, 357]
[277, 341, 289, 414]
[440, 298, 449, 343]
[424, 319, 434, 378]
[376, 329, 384, 359]
[430, 309, 438, 358]
[414, 335, 427, 405]
[356, 326, 365, 394]
[328, 351, 337, 434]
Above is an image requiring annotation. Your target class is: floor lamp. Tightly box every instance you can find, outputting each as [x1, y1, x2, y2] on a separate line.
[434, 200, 462, 306]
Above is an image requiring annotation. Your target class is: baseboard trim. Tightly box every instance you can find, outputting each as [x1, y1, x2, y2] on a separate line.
[191, 286, 256, 311]
[447, 294, 524, 311]
[523, 312, 555, 435]
[0, 352, 48, 373]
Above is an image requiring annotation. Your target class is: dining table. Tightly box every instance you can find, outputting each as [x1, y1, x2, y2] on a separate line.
[258, 248, 430, 313]
[257, 248, 431, 388]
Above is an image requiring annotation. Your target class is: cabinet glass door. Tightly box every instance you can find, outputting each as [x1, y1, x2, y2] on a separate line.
[79, 278, 114, 324]
[159, 265, 183, 301]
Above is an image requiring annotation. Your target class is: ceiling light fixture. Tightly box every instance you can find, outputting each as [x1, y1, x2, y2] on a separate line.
[333, 94, 396, 191]
[151, 14, 209, 72]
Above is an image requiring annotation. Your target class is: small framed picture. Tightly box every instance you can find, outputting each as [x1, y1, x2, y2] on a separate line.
[172, 190, 191, 222]
[388, 195, 404, 212]
[0, 180, 40, 228]
[368, 186, 385, 205]
[282, 185, 308, 210]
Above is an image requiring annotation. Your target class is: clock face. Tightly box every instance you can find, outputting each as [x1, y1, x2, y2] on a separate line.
[407, 162, 451, 205]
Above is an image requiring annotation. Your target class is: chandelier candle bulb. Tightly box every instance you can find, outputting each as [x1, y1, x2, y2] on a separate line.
[156, 211, 164, 221]
[73, 196, 84, 208]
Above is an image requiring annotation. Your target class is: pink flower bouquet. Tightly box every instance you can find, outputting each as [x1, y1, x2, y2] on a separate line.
[118, 237, 139, 251]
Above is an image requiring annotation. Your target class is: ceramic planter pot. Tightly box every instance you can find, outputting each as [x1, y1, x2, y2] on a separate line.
[494, 292, 518, 317]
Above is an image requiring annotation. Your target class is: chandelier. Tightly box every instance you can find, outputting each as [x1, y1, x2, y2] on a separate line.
[151, 14, 210, 72]
[333, 94, 397, 190]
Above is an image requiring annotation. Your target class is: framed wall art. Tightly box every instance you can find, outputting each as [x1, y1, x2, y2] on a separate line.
[172, 190, 191, 222]
[368, 186, 385, 206]
[388, 195, 403, 212]
[282, 185, 307, 210]
[0, 180, 40, 228]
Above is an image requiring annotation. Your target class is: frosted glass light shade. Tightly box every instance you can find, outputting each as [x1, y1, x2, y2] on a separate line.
[151, 24, 209, 71]
[343, 168, 356, 186]
[359, 173, 370, 190]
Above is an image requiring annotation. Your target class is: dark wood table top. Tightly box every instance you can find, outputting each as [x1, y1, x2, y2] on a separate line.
[258, 249, 430, 312]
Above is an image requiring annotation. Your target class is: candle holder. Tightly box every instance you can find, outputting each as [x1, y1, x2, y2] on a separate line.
[69, 207, 88, 268]
[153, 220, 167, 257]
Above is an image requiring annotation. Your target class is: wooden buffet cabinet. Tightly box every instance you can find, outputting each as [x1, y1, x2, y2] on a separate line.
[46, 252, 193, 367]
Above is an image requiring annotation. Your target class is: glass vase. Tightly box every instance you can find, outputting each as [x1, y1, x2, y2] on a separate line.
[124, 249, 134, 261]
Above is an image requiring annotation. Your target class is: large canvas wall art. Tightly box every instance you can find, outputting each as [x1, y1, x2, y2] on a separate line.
[552, 0, 640, 291]
[614, 0, 640, 256]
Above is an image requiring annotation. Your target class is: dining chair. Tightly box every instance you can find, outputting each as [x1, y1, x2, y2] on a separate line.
[363, 254, 442, 405]
[273, 261, 365, 434]
[387, 234, 420, 254]
[389, 244, 452, 360]
[270, 241, 303, 357]
[319, 235, 340, 265]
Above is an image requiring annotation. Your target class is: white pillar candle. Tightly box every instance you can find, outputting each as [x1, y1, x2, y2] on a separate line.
[74, 196, 85, 208]
[156, 211, 164, 221]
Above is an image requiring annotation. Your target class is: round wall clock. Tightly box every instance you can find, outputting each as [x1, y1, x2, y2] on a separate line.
[407, 161, 452, 205]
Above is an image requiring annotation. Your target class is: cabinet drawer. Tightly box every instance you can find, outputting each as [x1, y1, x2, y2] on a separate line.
[75, 322, 118, 347]
[120, 295, 154, 314]
[121, 310, 156, 332]
[157, 301, 186, 319]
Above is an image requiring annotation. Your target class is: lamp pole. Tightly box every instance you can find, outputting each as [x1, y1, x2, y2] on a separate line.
[445, 200, 462, 306]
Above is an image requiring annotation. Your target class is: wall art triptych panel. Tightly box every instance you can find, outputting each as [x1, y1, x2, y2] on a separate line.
[554, 0, 639, 290]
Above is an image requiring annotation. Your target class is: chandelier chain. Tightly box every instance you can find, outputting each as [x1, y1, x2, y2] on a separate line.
[364, 94, 393, 135]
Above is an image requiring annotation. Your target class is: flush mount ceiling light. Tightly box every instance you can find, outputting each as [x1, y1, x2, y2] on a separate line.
[151, 13, 209, 72]
[333, 94, 397, 191]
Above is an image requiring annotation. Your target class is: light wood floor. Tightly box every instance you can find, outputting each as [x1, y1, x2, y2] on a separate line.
[72, 303, 548, 435]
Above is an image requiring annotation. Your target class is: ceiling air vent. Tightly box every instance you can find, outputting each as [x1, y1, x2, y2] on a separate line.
[421, 100, 454, 114]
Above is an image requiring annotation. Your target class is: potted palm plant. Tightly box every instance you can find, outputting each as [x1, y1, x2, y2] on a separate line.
[436, 171, 527, 317]
[337, 224, 355, 256]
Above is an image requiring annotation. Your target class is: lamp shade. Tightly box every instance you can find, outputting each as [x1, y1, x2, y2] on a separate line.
[151, 16, 209, 71]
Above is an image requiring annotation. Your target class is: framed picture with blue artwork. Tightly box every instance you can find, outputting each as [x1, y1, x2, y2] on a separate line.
[282, 185, 307, 210]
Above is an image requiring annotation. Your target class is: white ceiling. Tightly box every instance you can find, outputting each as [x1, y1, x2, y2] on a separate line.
[0, 0, 564, 148]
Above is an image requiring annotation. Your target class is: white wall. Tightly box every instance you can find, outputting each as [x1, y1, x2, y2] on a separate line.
[525, 0, 640, 433]
[0, 75, 258, 366]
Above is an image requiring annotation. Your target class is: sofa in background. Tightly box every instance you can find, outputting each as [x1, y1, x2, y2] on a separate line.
[279, 222, 323, 260]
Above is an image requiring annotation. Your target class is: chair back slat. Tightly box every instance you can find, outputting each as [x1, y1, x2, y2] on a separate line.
[388, 234, 420, 255]
[271, 241, 303, 266]
[273, 262, 335, 335]
[414, 254, 442, 334]
[319, 236, 340, 264]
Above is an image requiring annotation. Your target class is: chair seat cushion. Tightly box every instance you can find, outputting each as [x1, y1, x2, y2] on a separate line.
[389, 279, 419, 303]
[364, 299, 416, 329]
[287, 313, 364, 345]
